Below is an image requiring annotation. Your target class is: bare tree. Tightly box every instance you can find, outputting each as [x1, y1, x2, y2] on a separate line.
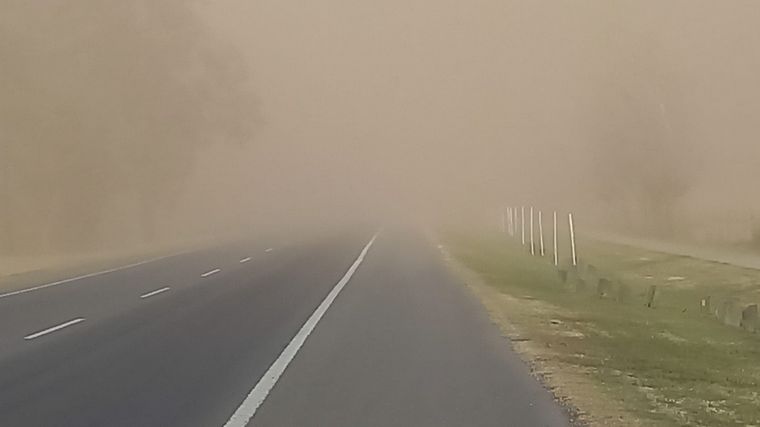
[589, 29, 692, 237]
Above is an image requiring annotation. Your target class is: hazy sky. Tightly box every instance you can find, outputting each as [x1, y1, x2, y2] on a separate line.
[200, 1, 760, 221]
[200, 0, 595, 219]
[4, 1, 760, 253]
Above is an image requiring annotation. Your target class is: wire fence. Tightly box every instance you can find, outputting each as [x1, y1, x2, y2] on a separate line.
[498, 205, 760, 334]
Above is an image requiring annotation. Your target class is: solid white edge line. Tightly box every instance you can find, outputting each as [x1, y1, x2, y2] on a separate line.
[201, 268, 222, 278]
[223, 233, 378, 427]
[240, 257, 252, 264]
[0, 251, 190, 300]
[24, 318, 86, 340]
[140, 286, 171, 299]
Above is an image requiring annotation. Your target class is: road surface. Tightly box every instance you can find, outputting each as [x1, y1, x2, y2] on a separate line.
[0, 229, 569, 426]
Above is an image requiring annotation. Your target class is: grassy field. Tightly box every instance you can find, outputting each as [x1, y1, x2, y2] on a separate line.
[443, 231, 760, 426]
[0, 236, 215, 293]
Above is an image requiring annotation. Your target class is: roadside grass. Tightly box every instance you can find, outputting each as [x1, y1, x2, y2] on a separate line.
[0, 239, 209, 293]
[443, 231, 760, 426]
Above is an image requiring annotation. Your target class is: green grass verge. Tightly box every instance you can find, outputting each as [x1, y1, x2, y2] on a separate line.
[444, 230, 760, 426]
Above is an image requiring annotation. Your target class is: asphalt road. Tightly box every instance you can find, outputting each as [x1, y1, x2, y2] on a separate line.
[0, 229, 569, 427]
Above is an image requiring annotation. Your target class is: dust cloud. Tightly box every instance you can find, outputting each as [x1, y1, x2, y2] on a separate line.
[3, 1, 760, 256]
[1, 0, 256, 254]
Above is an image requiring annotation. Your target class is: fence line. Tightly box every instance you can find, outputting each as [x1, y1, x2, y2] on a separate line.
[503, 205, 578, 267]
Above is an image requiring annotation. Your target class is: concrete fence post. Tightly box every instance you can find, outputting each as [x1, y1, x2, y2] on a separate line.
[553, 211, 559, 266]
[569, 212, 577, 266]
[510, 207, 516, 237]
[538, 210, 545, 256]
[509, 208, 515, 237]
[530, 207, 535, 255]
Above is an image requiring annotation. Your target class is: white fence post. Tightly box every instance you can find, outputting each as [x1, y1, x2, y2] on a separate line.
[553, 211, 559, 266]
[569, 212, 578, 266]
[521, 206, 526, 245]
[538, 210, 545, 256]
[530, 207, 535, 255]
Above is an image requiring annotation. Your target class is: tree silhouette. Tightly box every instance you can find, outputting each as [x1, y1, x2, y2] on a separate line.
[0, 1, 256, 253]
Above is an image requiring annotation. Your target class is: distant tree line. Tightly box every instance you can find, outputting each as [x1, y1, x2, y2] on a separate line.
[589, 30, 693, 238]
[0, 1, 256, 254]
